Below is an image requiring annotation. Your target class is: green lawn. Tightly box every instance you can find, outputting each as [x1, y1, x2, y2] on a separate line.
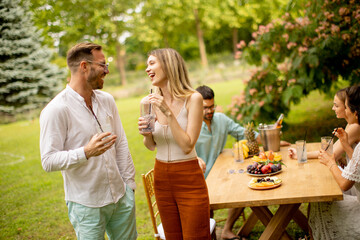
[0, 79, 340, 239]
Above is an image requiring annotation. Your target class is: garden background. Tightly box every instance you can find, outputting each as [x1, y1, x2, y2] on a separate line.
[1, 0, 359, 239]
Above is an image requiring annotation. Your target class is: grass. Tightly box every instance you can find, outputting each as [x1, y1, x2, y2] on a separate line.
[0, 78, 340, 239]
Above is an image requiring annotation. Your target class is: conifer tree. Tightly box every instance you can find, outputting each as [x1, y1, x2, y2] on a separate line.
[0, 0, 66, 117]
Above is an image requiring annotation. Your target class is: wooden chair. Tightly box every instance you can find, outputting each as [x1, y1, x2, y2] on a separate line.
[142, 169, 216, 239]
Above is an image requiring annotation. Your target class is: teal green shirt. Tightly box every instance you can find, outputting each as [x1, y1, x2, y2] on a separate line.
[195, 113, 258, 178]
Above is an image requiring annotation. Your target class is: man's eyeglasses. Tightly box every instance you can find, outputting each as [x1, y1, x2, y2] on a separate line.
[204, 105, 217, 111]
[87, 61, 109, 71]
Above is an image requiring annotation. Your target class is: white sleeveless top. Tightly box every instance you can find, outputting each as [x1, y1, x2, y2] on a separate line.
[152, 99, 197, 162]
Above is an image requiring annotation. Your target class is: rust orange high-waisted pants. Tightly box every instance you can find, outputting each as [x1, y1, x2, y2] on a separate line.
[154, 158, 211, 240]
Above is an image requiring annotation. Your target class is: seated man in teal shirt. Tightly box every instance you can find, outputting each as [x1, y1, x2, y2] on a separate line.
[196, 85, 290, 239]
[195, 85, 259, 240]
[196, 88, 260, 179]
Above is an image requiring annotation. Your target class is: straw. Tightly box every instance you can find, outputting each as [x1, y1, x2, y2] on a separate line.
[325, 127, 338, 151]
[300, 129, 307, 160]
[149, 89, 152, 114]
[236, 133, 240, 159]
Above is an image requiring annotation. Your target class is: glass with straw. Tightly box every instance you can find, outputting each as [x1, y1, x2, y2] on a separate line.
[296, 130, 308, 163]
[140, 89, 155, 132]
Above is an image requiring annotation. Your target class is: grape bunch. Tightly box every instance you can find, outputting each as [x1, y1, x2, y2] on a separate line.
[256, 177, 274, 183]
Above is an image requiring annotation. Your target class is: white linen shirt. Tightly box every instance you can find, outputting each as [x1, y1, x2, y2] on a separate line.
[40, 85, 136, 207]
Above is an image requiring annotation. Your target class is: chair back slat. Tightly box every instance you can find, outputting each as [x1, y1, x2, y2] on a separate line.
[142, 169, 161, 240]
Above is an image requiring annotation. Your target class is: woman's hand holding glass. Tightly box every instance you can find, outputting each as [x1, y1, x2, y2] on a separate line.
[319, 149, 335, 168]
[138, 116, 153, 136]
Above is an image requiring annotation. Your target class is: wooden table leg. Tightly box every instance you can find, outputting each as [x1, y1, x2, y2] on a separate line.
[258, 203, 301, 240]
[237, 211, 258, 237]
[293, 208, 308, 232]
[251, 206, 292, 240]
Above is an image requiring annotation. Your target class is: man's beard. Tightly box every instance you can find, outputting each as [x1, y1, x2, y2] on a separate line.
[204, 113, 213, 121]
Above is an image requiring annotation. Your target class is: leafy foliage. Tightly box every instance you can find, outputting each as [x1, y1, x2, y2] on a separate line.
[228, 0, 360, 124]
[0, 0, 65, 117]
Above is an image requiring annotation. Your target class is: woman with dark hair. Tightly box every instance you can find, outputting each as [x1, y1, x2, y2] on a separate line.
[138, 48, 210, 239]
[308, 85, 360, 239]
[289, 87, 360, 165]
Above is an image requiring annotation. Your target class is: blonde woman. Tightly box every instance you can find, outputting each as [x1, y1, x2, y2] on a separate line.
[138, 48, 210, 239]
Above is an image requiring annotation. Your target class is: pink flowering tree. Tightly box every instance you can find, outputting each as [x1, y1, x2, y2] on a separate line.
[229, 0, 360, 124]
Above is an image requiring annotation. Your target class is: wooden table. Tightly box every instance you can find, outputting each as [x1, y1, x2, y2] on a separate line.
[206, 143, 343, 240]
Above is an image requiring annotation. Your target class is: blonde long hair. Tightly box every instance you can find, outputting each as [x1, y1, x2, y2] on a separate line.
[148, 48, 195, 98]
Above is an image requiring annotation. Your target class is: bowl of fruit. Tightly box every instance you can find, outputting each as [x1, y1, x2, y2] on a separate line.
[246, 161, 283, 176]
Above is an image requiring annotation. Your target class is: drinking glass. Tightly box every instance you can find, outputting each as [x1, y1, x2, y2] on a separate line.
[233, 143, 244, 163]
[296, 140, 307, 163]
[140, 98, 155, 133]
[321, 136, 333, 154]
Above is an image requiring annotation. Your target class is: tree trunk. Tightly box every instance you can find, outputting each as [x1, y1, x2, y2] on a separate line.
[116, 44, 127, 86]
[232, 28, 238, 56]
[193, 8, 208, 68]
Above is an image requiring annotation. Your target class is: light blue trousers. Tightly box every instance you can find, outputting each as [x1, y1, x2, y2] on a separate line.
[67, 185, 137, 240]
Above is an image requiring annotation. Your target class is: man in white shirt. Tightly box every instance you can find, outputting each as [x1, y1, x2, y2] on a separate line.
[40, 42, 137, 239]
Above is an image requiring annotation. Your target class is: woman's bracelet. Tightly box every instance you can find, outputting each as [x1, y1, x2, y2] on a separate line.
[329, 163, 337, 170]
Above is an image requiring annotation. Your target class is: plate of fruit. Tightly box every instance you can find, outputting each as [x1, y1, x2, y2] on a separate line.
[252, 151, 282, 162]
[248, 177, 282, 190]
[246, 161, 283, 176]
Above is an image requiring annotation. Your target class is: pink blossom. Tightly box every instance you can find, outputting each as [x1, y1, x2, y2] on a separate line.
[282, 12, 290, 20]
[339, 7, 349, 16]
[249, 88, 258, 96]
[285, 22, 294, 30]
[259, 101, 265, 107]
[236, 114, 243, 121]
[298, 46, 308, 53]
[287, 42, 297, 49]
[252, 32, 258, 38]
[258, 25, 266, 34]
[248, 40, 256, 46]
[312, 13, 317, 18]
[325, 12, 335, 20]
[277, 62, 289, 72]
[301, 16, 311, 26]
[282, 33, 289, 42]
[266, 23, 274, 30]
[232, 94, 246, 105]
[331, 24, 340, 34]
[265, 85, 273, 94]
[236, 40, 247, 49]
[288, 79, 296, 84]
[355, 13, 360, 20]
